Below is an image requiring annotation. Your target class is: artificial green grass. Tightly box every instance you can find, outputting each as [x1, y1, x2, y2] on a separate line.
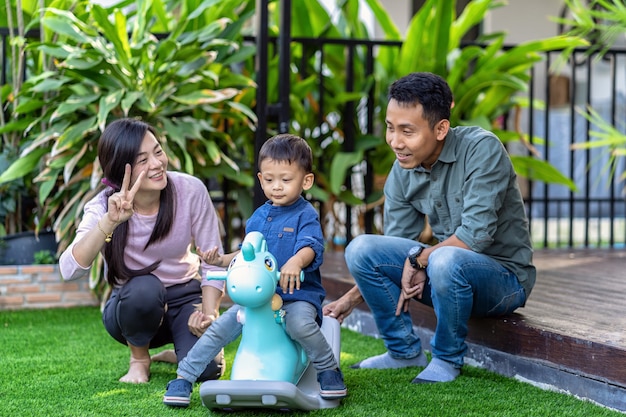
[0, 307, 621, 417]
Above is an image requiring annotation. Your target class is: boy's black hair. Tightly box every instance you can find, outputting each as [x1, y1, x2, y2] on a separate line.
[258, 134, 313, 173]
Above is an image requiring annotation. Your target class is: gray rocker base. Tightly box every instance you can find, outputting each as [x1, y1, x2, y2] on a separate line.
[199, 316, 342, 411]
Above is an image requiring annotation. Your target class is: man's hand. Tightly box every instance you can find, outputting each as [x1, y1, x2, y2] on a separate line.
[323, 286, 363, 324]
[323, 298, 354, 324]
[395, 258, 427, 316]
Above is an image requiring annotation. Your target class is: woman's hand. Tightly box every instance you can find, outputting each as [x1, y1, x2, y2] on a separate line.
[197, 246, 223, 267]
[106, 164, 144, 224]
[188, 310, 216, 338]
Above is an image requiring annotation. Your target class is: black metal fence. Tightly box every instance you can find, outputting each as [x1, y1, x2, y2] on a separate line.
[524, 49, 626, 248]
[2, 28, 625, 249]
[254, 35, 626, 249]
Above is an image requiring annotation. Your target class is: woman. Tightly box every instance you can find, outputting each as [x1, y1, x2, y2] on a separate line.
[59, 118, 225, 383]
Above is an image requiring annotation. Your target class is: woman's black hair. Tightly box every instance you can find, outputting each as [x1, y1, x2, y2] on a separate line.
[97, 118, 175, 286]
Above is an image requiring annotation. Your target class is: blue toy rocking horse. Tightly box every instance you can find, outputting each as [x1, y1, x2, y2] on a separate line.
[199, 231, 342, 411]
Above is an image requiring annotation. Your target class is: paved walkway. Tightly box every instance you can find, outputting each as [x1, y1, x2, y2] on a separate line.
[320, 247, 626, 412]
[525, 248, 625, 347]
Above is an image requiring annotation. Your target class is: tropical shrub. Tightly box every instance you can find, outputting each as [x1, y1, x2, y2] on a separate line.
[0, 0, 258, 297]
[554, 0, 626, 187]
[256, 0, 586, 239]
[0, 0, 592, 261]
[0, 0, 258, 248]
[362, 0, 585, 187]
[0, 0, 45, 236]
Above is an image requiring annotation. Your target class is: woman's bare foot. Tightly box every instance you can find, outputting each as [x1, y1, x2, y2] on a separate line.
[120, 343, 151, 383]
[120, 357, 151, 383]
[151, 349, 177, 364]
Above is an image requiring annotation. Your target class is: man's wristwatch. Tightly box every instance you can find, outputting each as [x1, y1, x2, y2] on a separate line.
[407, 245, 425, 269]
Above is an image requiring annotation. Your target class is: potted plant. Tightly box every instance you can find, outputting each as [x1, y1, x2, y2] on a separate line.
[0, 0, 60, 263]
[0, 232, 58, 265]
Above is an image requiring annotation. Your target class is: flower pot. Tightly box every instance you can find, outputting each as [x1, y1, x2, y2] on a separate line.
[0, 230, 58, 265]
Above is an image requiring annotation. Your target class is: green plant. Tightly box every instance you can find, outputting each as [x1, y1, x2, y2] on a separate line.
[570, 105, 626, 188]
[0, 0, 257, 251]
[0, 0, 47, 236]
[374, 0, 586, 189]
[554, 0, 626, 188]
[33, 249, 55, 264]
[555, 0, 626, 55]
[0, 150, 24, 236]
[255, 0, 586, 238]
[0, 0, 258, 297]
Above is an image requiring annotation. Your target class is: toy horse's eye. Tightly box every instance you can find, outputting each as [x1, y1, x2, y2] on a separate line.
[264, 257, 274, 271]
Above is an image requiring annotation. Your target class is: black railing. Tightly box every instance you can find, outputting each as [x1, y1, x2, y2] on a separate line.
[523, 49, 626, 248]
[255, 34, 626, 249]
[2, 27, 625, 249]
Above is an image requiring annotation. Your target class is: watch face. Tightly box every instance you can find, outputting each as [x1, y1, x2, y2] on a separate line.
[408, 246, 422, 257]
[408, 245, 423, 269]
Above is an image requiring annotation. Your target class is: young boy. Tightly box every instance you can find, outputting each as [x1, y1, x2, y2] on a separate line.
[163, 134, 347, 407]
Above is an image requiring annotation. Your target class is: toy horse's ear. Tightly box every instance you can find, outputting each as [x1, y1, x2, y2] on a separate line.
[241, 241, 255, 261]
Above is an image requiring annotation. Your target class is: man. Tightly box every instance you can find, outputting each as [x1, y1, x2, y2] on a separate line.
[323, 72, 536, 383]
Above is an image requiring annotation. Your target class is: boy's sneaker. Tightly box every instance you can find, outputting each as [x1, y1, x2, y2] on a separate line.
[317, 368, 347, 400]
[163, 378, 192, 407]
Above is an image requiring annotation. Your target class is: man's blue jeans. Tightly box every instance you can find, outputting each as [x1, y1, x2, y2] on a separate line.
[345, 234, 527, 367]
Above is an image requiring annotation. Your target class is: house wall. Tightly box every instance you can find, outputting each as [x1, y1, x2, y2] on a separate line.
[483, 0, 564, 41]
[0, 265, 98, 310]
[483, 0, 568, 100]
[374, 0, 625, 96]
[373, 0, 565, 40]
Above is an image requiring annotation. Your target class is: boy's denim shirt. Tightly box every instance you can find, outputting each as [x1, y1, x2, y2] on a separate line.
[246, 196, 326, 321]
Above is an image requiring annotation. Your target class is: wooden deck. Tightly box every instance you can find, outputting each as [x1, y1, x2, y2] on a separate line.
[320, 248, 626, 411]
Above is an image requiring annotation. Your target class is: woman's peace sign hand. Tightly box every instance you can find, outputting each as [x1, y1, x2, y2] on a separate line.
[106, 164, 144, 224]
